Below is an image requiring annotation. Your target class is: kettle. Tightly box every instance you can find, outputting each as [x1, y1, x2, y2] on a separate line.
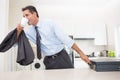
[100, 50, 108, 57]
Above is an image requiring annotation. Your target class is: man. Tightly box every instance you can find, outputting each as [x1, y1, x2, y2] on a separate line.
[17, 5, 91, 69]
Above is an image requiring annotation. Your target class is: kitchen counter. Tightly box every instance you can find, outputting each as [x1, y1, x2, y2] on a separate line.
[0, 68, 120, 80]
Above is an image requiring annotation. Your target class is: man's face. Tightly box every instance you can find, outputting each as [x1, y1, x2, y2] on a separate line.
[23, 9, 37, 25]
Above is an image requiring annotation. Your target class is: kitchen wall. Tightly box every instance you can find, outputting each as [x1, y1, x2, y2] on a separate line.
[0, 0, 120, 71]
[9, 0, 120, 53]
[74, 39, 106, 57]
[0, 0, 12, 72]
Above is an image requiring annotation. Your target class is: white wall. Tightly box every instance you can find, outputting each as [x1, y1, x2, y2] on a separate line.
[0, 0, 9, 72]
[8, 0, 120, 50]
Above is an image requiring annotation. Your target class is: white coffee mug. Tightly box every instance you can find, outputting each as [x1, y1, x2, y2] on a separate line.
[20, 17, 28, 27]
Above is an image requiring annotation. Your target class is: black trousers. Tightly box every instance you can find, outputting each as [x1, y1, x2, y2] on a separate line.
[43, 49, 74, 69]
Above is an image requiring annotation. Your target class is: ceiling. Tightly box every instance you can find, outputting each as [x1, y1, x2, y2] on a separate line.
[31, 0, 112, 8]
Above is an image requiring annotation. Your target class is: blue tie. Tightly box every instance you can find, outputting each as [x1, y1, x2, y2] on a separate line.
[35, 26, 41, 59]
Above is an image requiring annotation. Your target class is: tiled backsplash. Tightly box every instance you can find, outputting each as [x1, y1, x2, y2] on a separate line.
[74, 39, 107, 57]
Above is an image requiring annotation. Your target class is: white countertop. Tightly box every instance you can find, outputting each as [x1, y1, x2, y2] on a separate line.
[0, 68, 120, 80]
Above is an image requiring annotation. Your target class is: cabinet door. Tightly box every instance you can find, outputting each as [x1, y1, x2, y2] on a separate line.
[74, 24, 94, 38]
[94, 24, 107, 45]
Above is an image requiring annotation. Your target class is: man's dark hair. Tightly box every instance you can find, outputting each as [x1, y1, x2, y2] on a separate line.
[22, 5, 39, 18]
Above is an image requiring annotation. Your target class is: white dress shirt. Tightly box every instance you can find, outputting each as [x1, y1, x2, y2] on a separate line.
[24, 19, 74, 56]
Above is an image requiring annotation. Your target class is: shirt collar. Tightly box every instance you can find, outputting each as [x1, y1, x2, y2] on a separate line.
[31, 19, 41, 28]
[36, 19, 41, 28]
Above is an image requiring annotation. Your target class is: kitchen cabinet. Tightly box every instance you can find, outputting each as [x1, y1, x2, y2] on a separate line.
[115, 26, 120, 57]
[94, 24, 107, 45]
[73, 24, 94, 38]
[73, 23, 107, 45]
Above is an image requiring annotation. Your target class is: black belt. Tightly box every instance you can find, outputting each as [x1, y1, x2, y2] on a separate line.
[46, 49, 64, 59]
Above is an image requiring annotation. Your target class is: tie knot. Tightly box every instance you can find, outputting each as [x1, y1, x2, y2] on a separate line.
[35, 26, 39, 32]
[35, 26, 38, 29]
